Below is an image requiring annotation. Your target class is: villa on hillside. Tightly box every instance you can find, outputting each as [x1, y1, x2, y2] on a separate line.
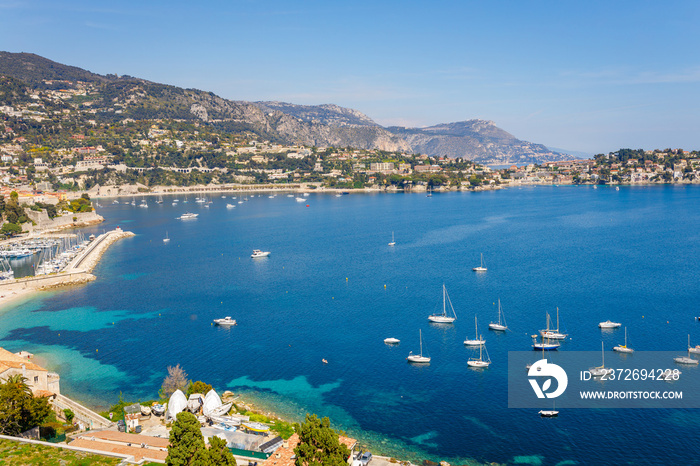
[0, 347, 60, 397]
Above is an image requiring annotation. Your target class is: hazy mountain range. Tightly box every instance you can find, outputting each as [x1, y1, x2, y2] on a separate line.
[0, 52, 571, 164]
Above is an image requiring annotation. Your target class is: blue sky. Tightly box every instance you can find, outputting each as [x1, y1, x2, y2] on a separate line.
[1, 0, 699, 154]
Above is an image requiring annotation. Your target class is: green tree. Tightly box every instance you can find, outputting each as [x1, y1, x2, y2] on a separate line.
[186, 381, 213, 397]
[166, 411, 208, 466]
[63, 408, 75, 423]
[0, 223, 22, 237]
[0, 374, 52, 435]
[207, 436, 236, 465]
[294, 414, 350, 466]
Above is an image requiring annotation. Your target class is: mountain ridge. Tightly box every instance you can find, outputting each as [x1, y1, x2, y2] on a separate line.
[0, 51, 566, 163]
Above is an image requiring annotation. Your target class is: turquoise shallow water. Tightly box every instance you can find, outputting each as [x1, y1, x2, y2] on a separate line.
[2, 187, 700, 465]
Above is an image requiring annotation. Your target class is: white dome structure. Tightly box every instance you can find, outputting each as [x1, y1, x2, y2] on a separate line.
[202, 389, 222, 416]
[166, 389, 188, 421]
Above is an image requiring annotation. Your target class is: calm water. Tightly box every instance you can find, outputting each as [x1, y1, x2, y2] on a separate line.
[2, 187, 700, 465]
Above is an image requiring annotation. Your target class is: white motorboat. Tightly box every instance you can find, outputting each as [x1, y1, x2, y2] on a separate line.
[540, 308, 567, 340]
[599, 320, 622, 329]
[464, 315, 485, 346]
[489, 298, 508, 331]
[151, 403, 166, 416]
[384, 337, 400, 344]
[407, 329, 430, 363]
[251, 249, 270, 258]
[472, 253, 487, 272]
[613, 327, 634, 353]
[295, 197, 306, 202]
[226, 204, 235, 209]
[388, 231, 395, 247]
[467, 342, 491, 368]
[179, 212, 198, 220]
[428, 284, 457, 323]
[214, 317, 237, 326]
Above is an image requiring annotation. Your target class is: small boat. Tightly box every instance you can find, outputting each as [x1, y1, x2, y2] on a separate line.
[163, 232, 170, 243]
[464, 316, 485, 346]
[589, 341, 609, 377]
[141, 405, 152, 416]
[407, 329, 430, 363]
[251, 249, 270, 258]
[467, 341, 491, 368]
[384, 337, 400, 344]
[613, 327, 634, 353]
[472, 253, 487, 272]
[428, 284, 457, 323]
[388, 232, 395, 247]
[179, 212, 198, 220]
[674, 337, 699, 364]
[214, 317, 237, 326]
[226, 204, 235, 209]
[599, 320, 622, 329]
[488, 299, 507, 331]
[688, 334, 700, 354]
[322, 359, 328, 364]
[539, 402, 559, 417]
[532, 335, 560, 351]
[112, 200, 119, 204]
[156, 196, 163, 204]
[540, 308, 567, 340]
[151, 403, 166, 416]
[295, 197, 305, 202]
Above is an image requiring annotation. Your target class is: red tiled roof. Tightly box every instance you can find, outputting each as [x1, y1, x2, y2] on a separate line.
[262, 433, 356, 466]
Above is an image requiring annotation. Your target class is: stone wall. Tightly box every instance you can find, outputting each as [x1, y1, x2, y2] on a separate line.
[23, 210, 103, 233]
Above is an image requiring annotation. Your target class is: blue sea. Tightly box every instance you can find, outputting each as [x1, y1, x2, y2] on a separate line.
[2, 186, 700, 465]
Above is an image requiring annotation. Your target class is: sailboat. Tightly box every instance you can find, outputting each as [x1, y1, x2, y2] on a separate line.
[428, 284, 457, 323]
[472, 253, 487, 272]
[688, 334, 700, 354]
[163, 232, 170, 243]
[539, 402, 559, 417]
[467, 341, 491, 368]
[426, 186, 432, 197]
[488, 299, 507, 331]
[675, 335, 700, 364]
[156, 196, 163, 204]
[532, 334, 560, 351]
[407, 329, 430, 363]
[388, 232, 395, 247]
[589, 341, 609, 377]
[539, 308, 567, 340]
[613, 327, 634, 353]
[464, 316, 485, 346]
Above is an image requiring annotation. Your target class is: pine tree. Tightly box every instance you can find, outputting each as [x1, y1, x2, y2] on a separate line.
[294, 414, 350, 466]
[166, 411, 207, 466]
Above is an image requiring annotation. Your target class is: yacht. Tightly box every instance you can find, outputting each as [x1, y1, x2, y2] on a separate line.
[407, 329, 430, 363]
[599, 320, 622, 329]
[467, 342, 491, 368]
[532, 335, 560, 351]
[251, 249, 270, 258]
[472, 253, 487, 272]
[613, 327, 634, 353]
[488, 299, 507, 331]
[179, 212, 199, 220]
[384, 337, 400, 344]
[464, 316, 485, 346]
[540, 308, 567, 340]
[428, 284, 457, 323]
[214, 317, 237, 326]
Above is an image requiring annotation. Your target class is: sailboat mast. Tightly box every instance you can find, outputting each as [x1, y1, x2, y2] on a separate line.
[419, 329, 423, 356]
[443, 284, 446, 316]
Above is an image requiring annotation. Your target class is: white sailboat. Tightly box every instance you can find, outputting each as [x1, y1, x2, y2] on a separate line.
[388, 232, 395, 247]
[428, 284, 457, 323]
[539, 402, 559, 417]
[488, 299, 507, 331]
[675, 335, 700, 364]
[472, 253, 487, 272]
[464, 315, 485, 346]
[467, 341, 491, 368]
[163, 232, 170, 243]
[688, 334, 700, 354]
[589, 341, 609, 377]
[540, 308, 567, 340]
[613, 327, 634, 353]
[407, 329, 430, 363]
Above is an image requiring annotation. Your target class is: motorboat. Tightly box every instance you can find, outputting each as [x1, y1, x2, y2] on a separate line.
[599, 321, 622, 329]
[214, 317, 237, 326]
[151, 403, 166, 416]
[179, 212, 198, 220]
[384, 337, 400, 344]
[226, 204, 235, 209]
[251, 249, 270, 258]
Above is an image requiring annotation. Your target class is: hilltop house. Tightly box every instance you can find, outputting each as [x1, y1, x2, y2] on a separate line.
[0, 347, 60, 397]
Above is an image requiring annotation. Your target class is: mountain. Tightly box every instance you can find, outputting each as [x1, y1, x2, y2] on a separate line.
[0, 52, 563, 164]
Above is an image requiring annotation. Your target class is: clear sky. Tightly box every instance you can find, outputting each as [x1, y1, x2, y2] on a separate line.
[1, 0, 699, 155]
